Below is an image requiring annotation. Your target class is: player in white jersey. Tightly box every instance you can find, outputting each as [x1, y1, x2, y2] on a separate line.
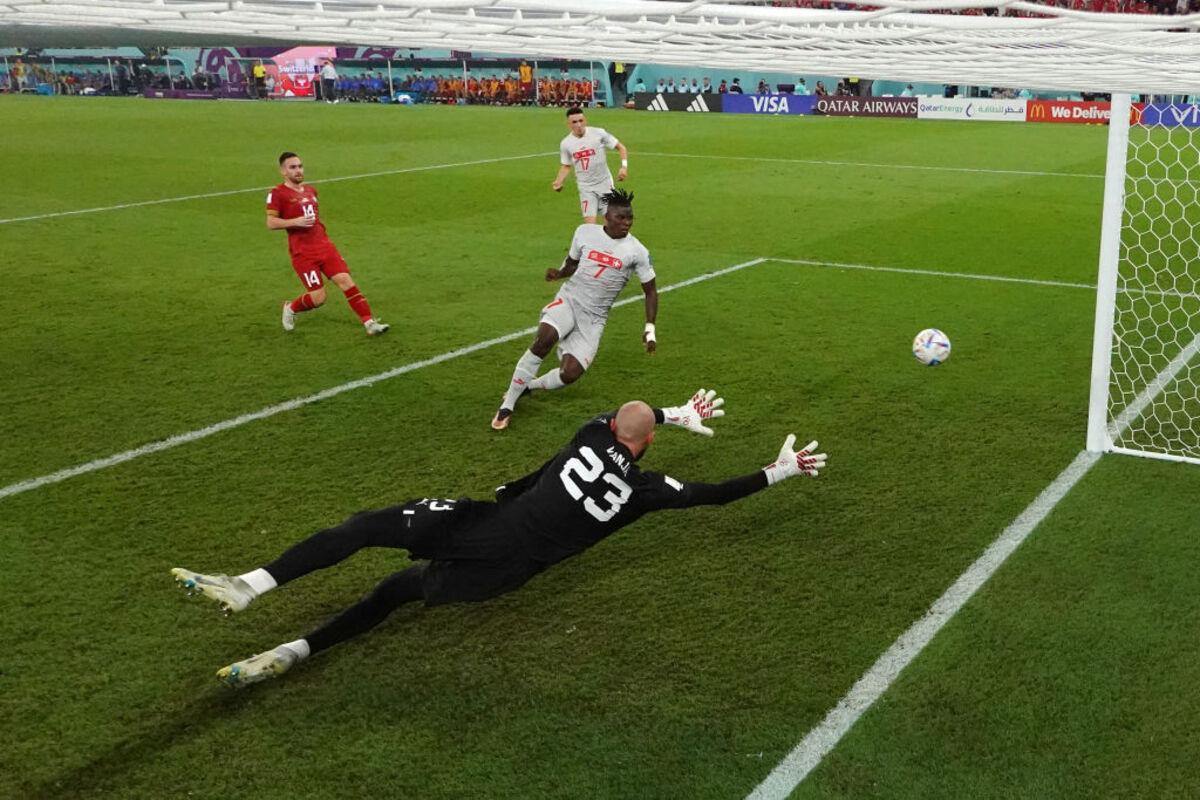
[552, 106, 629, 223]
[492, 189, 657, 431]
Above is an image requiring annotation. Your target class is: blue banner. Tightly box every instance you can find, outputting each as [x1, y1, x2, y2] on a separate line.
[721, 94, 816, 115]
[1138, 103, 1200, 128]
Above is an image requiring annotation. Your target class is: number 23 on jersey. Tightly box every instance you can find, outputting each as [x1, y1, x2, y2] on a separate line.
[559, 446, 632, 522]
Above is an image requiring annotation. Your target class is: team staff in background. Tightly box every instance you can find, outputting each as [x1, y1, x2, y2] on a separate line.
[320, 60, 338, 103]
[519, 59, 533, 97]
[491, 189, 655, 431]
[171, 391, 827, 687]
[553, 106, 628, 223]
[267, 152, 389, 336]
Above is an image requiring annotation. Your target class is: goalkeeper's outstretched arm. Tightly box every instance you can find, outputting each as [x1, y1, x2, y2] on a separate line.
[647, 434, 828, 510]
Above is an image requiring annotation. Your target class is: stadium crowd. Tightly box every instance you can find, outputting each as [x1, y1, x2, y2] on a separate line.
[639, 75, 877, 96]
[3, 57, 599, 106]
[1, 58, 227, 95]
[391, 72, 594, 105]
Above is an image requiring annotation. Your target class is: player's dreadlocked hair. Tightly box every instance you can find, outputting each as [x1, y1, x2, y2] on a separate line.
[602, 188, 635, 209]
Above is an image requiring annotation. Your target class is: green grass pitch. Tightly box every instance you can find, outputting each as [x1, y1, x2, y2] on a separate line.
[3, 96, 1198, 799]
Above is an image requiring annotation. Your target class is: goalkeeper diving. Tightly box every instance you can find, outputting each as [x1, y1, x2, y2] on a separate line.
[170, 388, 827, 688]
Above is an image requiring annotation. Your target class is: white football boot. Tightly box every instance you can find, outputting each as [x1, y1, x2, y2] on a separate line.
[217, 646, 299, 688]
[364, 318, 390, 336]
[281, 301, 296, 332]
[171, 568, 255, 616]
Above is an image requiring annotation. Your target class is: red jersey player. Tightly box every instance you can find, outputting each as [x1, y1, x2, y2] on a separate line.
[267, 151, 389, 336]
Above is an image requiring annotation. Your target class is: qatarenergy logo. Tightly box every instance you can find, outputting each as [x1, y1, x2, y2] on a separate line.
[920, 100, 1025, 117]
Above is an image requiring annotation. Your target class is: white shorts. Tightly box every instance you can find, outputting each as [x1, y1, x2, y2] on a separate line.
[539, 295, 607, 369]
[578, 182, 613, 219]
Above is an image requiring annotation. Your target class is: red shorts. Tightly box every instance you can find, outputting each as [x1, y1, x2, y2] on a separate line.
[290, 246, 349, 290]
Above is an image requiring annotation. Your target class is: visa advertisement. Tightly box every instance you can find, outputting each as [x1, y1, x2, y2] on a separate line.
[721, 94, 818, 115]
[1135, 103, 1200, 128]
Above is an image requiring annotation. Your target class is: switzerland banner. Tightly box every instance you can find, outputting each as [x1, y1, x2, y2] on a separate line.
[1026, 100, 1112, 124]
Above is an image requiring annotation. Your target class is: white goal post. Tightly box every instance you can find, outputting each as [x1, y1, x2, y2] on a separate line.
[1088, 95, 1200, 466]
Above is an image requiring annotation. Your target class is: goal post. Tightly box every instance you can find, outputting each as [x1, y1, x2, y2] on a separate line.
[1087, 94, 1200, 466]
[1087, 93, 1130, 456]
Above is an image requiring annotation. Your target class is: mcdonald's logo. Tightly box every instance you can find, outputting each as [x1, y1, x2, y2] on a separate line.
[1027, 102, 1047, 120]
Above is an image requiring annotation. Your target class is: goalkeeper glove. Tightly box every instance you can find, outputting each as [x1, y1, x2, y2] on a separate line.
[763, 435, 827, 485]
[662, 388, 725, 437]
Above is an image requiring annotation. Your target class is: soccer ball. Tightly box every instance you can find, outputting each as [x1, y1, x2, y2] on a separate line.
[912, 328, 951, 366]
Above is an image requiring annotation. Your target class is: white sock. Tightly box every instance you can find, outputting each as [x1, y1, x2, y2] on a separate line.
[278, 639, 311, 661]
[238, 568, 278, 597]
[502, 349, 543, 409]
[529, 368, 566, 392]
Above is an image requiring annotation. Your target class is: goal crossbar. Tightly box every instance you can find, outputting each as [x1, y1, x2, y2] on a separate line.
[4, 0, 1200, 93]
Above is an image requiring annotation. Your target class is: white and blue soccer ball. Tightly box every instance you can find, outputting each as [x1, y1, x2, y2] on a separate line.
[912, 328, 951, 366]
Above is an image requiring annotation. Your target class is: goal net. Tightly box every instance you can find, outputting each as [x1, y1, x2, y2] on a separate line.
[3, 1, 1200, 94]
[1088, 96, 1200, 466]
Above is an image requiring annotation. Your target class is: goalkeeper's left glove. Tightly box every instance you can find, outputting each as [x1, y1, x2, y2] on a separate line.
[763, 435, 827, 485]
[662, 388, 725, 437]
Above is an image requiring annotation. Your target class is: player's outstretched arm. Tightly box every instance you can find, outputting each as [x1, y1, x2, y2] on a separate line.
[645, 434, 828, 511]
[660, 388, 725, 437]
[763, 435, 827, 484]
[616, 142, 629, 182]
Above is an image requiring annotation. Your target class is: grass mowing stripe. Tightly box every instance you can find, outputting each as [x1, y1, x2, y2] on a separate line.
[0, 151, 554, 225]
[640, 152, 1104, 180]
[0, 258, 765, 503]
[746, 449, 1102, 800]
[748, 319, 1200, 799]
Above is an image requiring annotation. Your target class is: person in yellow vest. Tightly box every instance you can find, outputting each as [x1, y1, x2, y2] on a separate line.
[252, 62, 267, 99]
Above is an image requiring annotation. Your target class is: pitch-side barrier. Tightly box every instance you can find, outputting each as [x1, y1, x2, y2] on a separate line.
[631, 92, 1199, 127]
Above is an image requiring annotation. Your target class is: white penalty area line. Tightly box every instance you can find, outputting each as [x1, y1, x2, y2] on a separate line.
[768, 257, 1094, 291]
[769, 257, 1200, 303]
[639, 151, 1104, 181]
[745, 448, 1102, 800]
[0, 257, 766, 502]
[748, 315, 1198, 800]
[0, 152, 555, 226]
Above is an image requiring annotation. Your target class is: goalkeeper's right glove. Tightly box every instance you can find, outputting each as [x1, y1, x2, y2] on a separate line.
[662, 388, 725, 437]
[763, 434, 827, 485]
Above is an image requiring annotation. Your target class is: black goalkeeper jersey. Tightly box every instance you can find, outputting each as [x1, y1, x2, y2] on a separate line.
[494, 411, 768, 565]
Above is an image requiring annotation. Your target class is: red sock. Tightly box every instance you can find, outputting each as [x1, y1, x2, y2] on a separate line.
[289, 293, 318, 313]
[342, 284, 373, 323]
